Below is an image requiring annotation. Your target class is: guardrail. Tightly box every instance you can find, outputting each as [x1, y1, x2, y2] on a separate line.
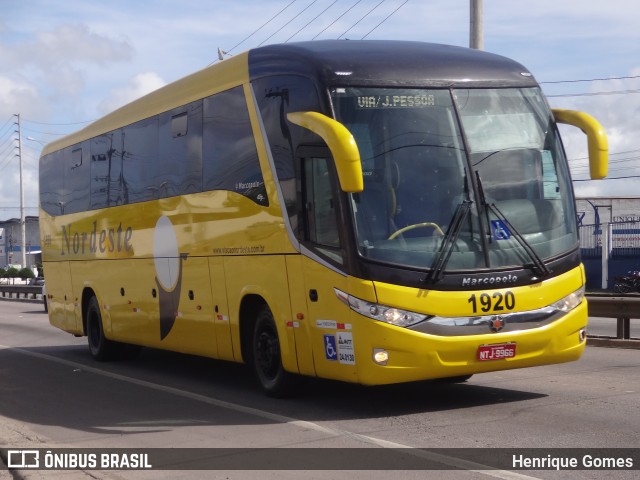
[0, 285, 44, 300]
[586, 293, 639, 348]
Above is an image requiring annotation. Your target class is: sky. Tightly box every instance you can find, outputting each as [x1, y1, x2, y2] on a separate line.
[2, 0, 640, 219]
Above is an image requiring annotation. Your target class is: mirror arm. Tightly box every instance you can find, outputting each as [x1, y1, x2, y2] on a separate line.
[287, 111, 363, 192]
[552, 108, 608, 179]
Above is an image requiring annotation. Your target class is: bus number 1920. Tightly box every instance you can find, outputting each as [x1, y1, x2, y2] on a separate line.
[468, 291, 515, 314]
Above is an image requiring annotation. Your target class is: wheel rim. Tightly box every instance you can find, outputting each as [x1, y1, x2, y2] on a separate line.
[255, 326, 279, 381]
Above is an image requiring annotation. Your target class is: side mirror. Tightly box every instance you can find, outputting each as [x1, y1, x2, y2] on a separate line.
[552, 109, 608, 179]
[287, 111, 363, 192]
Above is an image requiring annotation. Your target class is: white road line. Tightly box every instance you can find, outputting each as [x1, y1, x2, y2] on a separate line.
[0, 344, 539, 479]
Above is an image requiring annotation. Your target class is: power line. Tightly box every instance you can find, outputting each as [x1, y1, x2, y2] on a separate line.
[0, 116, 15, 136]
[258, 0, 319, 47]
[21, 117, 95, 126]
[338, 0, 385, 39]
[574, 175, 640, 182]
[571, 157, 640, 169]
[540, 75, 640, 85]
[0, 129, 14, 145]
[312, 0, 362, 40]
[569, 148, 640, 162]
[543, 73, 640, 97]
[285, 0, 338, 42]
[547, 89, 640, 98]
[224, 0, 298, 55]
[0, 152, 15, 173]
[361, 0, 409, 40]
[0, 137, 17, 158]
[21, 127, 69, 137]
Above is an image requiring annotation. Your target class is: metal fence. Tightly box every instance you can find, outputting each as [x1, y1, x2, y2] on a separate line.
[579, 221, 640, 258]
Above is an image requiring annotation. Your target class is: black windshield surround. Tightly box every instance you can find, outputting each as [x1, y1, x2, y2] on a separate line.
[331, 86, 579, 289]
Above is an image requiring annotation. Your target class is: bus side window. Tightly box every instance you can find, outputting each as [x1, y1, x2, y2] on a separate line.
[40, 149, 64, 216]
[91, 131, 123, 209]
[303, 156, 343, 263]
[121, 117, 159, 204]
[203, 86, 267, 205]
[252, 75, 323, 227]
[64, 142, 90, 214]
[158, 101, 203, 197]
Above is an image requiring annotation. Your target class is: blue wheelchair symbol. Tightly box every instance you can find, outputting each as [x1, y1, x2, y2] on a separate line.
[491, 220, 511, 240]
[324, 335, 337, 361]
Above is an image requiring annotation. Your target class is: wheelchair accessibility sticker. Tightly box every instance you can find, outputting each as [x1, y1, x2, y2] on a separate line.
[324, 332, 356, 365]
[491, 220, 511, 240]
[324, 335, 338, 361]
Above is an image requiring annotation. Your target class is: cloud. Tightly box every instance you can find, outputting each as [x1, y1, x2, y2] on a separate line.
[97, 72, 167, 114]
[34, 24, 131, 65]
[0, 76, 40, 117]
[1, 23, 132, 76]
[0, 22, 134, 123]
[0, 22, 134, 219]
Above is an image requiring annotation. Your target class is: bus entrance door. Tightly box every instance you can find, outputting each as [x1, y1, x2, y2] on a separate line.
[284, 255, 315, 377]
[299, 255, 356, 383]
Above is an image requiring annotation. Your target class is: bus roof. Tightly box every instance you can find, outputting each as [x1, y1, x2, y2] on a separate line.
[43, 40, 538, 156]
[248, 40, 538, 89]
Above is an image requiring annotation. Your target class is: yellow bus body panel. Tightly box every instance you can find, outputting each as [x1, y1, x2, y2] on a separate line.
[373, 265, 584, 317]
[41, 188, 294, 356]
[302, 266, 586, 386]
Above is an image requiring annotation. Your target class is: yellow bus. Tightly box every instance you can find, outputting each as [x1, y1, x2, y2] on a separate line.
[39, 40, 608, 396]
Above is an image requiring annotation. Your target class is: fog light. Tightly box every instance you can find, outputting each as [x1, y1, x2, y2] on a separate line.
[579, 329, 587, 342]
[373, 348, 389, 365]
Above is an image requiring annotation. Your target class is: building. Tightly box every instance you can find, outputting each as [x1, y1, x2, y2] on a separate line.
[576, 197, 640, 229]
[576, 197, 640, 290]
[0, 216, 41, 269]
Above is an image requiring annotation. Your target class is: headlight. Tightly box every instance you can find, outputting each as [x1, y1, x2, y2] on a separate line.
[551, 286, 585, 312]
[334, 288, 427, 327]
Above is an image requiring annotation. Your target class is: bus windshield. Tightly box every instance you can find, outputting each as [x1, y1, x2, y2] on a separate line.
[331, 86, 577, 273]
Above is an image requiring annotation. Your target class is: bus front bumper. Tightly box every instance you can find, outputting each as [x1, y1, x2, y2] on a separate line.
[351, 301, 588, 386]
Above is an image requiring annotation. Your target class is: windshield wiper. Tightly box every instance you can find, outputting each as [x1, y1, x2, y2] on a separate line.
[475, 171, 551, 280]
[427, 171, 473, 284]
[427, 200, 472, 284]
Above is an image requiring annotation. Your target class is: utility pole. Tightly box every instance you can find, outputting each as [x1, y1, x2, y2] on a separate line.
[14, 114, 26, 267]
[470, 0, 484, 50]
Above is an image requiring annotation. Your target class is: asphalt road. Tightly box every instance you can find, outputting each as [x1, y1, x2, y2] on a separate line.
[0, 300, 638, 480]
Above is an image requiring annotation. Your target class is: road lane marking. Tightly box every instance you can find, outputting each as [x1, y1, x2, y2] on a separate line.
[0, 344, 539, 479]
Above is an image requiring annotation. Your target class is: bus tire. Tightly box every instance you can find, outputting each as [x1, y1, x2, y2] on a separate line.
[252, 306, 296, 397]
[86, 296, 114, 361]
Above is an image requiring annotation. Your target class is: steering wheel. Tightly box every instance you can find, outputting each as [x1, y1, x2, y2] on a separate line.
[388, 222, 445, 240]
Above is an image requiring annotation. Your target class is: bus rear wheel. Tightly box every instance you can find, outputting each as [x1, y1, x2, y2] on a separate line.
[252, 306, 296, 397]
[86, 296, 114, 361]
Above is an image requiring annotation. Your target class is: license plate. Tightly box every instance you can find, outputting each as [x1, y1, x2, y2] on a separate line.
[477, 343, 516, 361]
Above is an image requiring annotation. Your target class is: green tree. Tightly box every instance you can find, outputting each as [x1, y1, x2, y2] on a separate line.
[6, 267, 19, 285]
[19, 267, 35, 281]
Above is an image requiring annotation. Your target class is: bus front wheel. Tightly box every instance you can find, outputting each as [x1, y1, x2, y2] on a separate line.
[252, 306, 296, 397]
[86, 297, 114, 361]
